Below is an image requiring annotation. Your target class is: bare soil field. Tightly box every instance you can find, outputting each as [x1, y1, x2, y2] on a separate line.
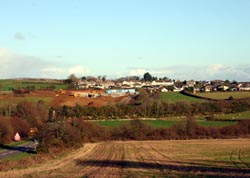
[1, 139, 250, 178]
[0, 90, 129, 107]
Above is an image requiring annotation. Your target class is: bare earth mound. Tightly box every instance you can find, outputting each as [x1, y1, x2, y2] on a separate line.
[1, 139, 250, 178]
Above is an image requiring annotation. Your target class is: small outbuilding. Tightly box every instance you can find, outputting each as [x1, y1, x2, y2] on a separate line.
[14, 132, 21, 141]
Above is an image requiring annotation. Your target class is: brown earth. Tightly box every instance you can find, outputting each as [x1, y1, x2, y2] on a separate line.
[1, 139, 250, 178]
[0, 90, 130, 107]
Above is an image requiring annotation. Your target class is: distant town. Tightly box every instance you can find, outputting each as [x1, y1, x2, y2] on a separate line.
[2, 72, 250, 96]
[66, 72, 250, 93]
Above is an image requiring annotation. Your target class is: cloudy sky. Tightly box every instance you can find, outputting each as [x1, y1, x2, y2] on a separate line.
[1, 0, 250, 81]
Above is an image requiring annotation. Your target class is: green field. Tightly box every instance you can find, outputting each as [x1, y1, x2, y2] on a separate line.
[0, 141, 29, 151]
[95, 111, 250, 128]
[195, 91, 250, 100]
[213, 111, 250, 120]
[95, 119, 236, 128]
[160, 92, 206, 103]
[0, 96, 53, 106]
[2, 152, 34, 161]
[0, 141, 36, 161]
[0, 79, 67, 91]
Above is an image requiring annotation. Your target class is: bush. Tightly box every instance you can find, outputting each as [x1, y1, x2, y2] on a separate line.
[0, 118, 14, 144]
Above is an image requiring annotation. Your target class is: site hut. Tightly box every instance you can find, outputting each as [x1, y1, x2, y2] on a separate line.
[106, 88, 136, 96]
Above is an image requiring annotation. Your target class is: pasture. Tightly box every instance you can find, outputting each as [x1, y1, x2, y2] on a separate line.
[0, 95, 53, 107]
[95, 119, 236, 128]
[195, 91, 250, 100]
[160, 92, 206, 103]
[1, 139, 250, 177]
[213, 111, 250, 121]
[0, 79, 67, 91]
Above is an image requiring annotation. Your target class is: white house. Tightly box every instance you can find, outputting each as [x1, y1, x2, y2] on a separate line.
[161, 88, 169, 92]
[151, 80, 174, 86]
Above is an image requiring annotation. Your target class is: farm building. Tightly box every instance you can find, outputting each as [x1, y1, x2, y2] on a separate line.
[106, 89, 136, 94]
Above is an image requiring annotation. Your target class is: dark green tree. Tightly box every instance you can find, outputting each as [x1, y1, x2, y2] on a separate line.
[143, 72, 153, 81]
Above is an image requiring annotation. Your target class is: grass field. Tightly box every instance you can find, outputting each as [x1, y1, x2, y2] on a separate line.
[95, 119, 236, 128]
[160, 92, 206, 103]
[1, 139, 250, 178]
[0, 141, 29, 151]
[195, 91, 250, 100]
[2, 152, 33, 161]
[213, 111, 250, 120]
[0, 96, 53, 106]
[0, 141, 35, 161]
[0, 79, 67, 91]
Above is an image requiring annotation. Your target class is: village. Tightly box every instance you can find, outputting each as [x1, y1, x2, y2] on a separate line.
[72, 78, 250, 96]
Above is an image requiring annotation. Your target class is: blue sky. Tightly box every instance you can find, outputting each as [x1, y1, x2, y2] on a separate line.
[1, 0, 250, 81]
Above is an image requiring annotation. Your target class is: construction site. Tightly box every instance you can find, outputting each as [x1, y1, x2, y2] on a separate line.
[0, 89, 136, 108]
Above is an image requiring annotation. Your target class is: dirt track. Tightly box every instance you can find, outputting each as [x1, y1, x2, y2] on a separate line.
[1, 139, 250, 178]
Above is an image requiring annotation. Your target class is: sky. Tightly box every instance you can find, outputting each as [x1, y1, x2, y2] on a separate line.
[1, 0, 250, 81]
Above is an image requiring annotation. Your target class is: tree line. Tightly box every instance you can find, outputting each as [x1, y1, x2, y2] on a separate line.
[51, 99, 250, 120]
[33, 117, 250, 152]
[1, 98, 250, 152]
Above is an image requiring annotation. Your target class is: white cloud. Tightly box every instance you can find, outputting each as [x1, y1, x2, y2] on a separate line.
[68, 65, 90, 76]
[0, 48, 91, 79]
[41, 66, 90, 79]
[0, 48, 46, 78]
[206, 64, 224, 74]
[0, 48, 9, 57]
[42, 67, 65, 73]
[14, 32, 26, 40]
[1, 48, 250, 81]
[128, 64, 250, 81]
[129, 69, 146, 76]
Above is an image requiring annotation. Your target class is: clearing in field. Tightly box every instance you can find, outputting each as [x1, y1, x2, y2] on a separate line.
[1, 139, 250, 178]
[160, 92, 205, 103]
[194, 91, 250, 100]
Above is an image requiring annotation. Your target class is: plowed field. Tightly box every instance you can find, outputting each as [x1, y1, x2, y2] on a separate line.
[1, 139, 250, 178]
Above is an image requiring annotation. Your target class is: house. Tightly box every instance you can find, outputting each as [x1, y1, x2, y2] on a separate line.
[14, 132, 21, 141]
[134, 82, 142, 88]
[161, 88, 170, 92]
[186, 80, 196, 87]
[103, 80, 116, 89]
[239, 83, 250, 91]
[200, 85, 216, 92]
[122, 81, 135, 88]
[173, 86, 184, 92]
[229, 84, 239, 91]
[217, 85, 229, 91]
[151, 80, 174, 87]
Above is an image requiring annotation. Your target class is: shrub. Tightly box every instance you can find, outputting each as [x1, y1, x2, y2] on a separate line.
[0, 118, 14, 144]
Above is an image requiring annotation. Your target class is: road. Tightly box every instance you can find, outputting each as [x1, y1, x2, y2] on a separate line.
[0, 141, 38, 159]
